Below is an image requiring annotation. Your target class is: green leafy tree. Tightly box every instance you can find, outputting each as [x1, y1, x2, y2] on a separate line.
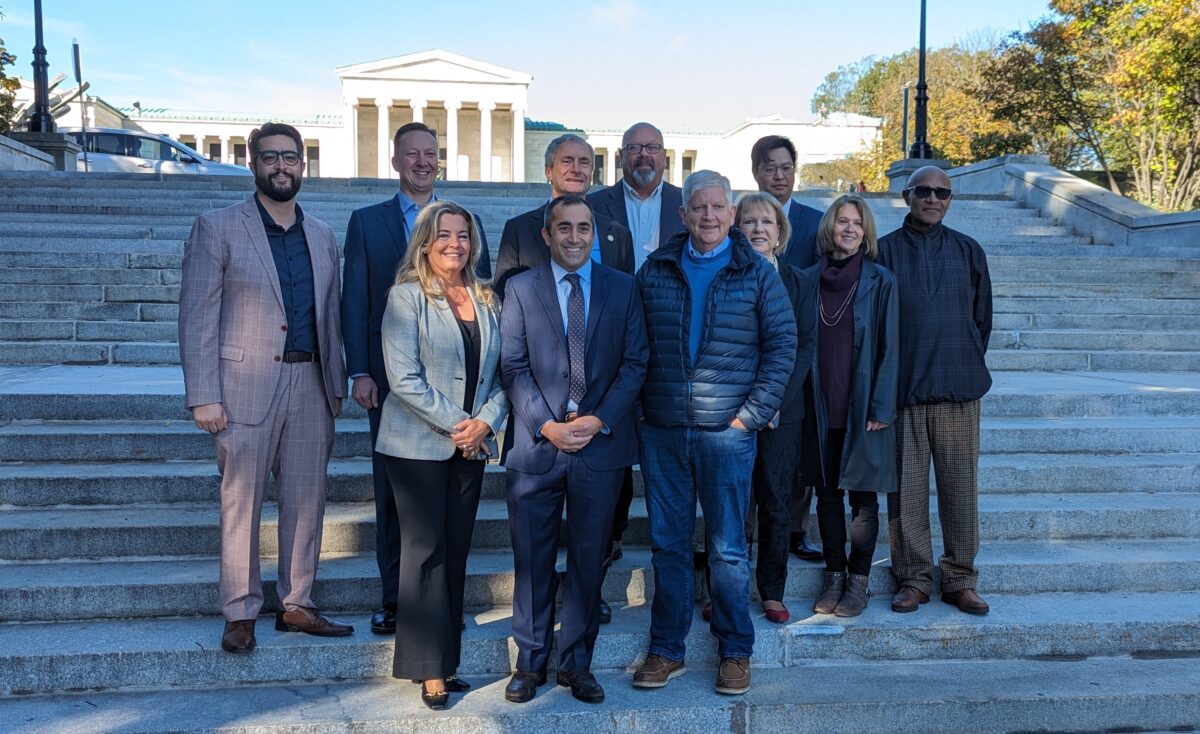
[0, 6, 19, 135]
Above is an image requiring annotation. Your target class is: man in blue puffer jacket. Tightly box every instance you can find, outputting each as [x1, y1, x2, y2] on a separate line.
[630, 170, 796, 696]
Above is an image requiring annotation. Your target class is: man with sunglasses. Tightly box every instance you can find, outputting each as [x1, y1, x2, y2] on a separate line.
[878, 166, 993, 617]
[587, 122, 686, 272]
[180, 122, 352, 655]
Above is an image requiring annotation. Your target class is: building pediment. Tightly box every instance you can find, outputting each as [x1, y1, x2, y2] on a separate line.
[336, 49, 531, 86]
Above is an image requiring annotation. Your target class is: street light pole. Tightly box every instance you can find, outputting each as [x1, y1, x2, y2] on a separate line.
[901, 83, 911, 158]
[908, 0, 933, 159]
[28, 0, 56, 133]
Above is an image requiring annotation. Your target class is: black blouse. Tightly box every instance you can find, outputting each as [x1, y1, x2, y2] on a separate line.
[455, 315, 481, 412]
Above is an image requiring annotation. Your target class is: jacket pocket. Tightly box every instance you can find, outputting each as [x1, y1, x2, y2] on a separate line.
[219, 345, 245, 362]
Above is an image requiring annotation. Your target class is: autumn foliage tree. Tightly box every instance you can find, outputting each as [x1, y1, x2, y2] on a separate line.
[0, 5, 19, 135]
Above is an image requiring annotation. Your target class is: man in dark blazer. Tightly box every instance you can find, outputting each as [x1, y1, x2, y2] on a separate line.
[499, 195, 648, 704]
[751, 134, 825, 561]
[587, 121, 686, 272]
[340, 121, 491, 636]
[495, 133, 633, 297]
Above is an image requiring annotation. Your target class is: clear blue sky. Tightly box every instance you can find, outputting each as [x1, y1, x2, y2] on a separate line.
[2, 0, 1055, 131]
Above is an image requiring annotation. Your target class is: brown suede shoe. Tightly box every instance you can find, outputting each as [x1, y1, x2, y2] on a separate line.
[221, 619, 256, 653]
[942, 588, 990, 616]
[631, 653, 686, 688]
[891, 586, 930, 613]
[714, 656, 751, 695]
[274, 607, 354, 636]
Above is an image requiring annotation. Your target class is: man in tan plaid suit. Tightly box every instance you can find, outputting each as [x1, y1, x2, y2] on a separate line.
[179, 122, 352, 653]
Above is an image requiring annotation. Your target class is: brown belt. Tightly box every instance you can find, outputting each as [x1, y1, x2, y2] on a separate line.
[282, 351, 318, 363]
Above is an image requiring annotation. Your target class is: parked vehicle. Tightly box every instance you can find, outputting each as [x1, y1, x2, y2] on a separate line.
[60, 128, 252, 176]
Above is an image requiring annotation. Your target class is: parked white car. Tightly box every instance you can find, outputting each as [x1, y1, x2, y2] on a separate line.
[60, 128, 252, 176]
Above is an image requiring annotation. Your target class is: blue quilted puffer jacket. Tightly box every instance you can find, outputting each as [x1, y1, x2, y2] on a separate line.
[636, 229, 797, 430]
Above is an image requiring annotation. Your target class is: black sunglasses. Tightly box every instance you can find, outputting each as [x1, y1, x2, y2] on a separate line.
[905, 185, 952, 200]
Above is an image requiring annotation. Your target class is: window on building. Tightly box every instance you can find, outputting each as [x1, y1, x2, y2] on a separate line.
[234, 144, 247, 166]
[208, 142, 221, 162]
[593, 153, 605, 185]
[306, 145, 320, 177]
[683, 154, 695, 180]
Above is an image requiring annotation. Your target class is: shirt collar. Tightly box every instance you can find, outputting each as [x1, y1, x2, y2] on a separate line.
[550, 257, 593, 286]
[780, 197, 793, 216]
[395, 190, 436, 213]
[687, 235, 732, 260]
[254, 194, 304, 231]
[622, 178, 664, 202]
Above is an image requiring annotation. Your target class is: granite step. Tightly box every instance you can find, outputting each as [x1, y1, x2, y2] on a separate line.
[0, 539, 1196, 623]
[986, 348, 1200, 372]
[2, 657, 1195, 734]
[0, 591, 1196, 695]
[991, 329, 1200, 351]
[1, 491, 1196, 561]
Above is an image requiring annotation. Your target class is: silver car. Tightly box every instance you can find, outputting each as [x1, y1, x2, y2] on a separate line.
[60, 127, 252, 176]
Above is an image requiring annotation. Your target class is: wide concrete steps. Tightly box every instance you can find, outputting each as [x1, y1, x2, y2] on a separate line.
[1, 591, 1198, 696]
[1, 541, 1197, 623]
[3, 657, 1197, 734]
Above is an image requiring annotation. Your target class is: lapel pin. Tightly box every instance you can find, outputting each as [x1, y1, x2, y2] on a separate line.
[607, 234, 614, 241]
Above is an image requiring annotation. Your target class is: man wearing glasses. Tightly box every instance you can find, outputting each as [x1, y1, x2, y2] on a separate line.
[180, 122, 352, 655]
[750, 135, 824, 271]
[588, 122, 686, 272]
[878, 166, 994, 617]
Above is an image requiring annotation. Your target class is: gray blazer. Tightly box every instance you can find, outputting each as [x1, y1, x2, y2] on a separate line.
[375, 280, 508, 460]
[179, 196, 346, 425]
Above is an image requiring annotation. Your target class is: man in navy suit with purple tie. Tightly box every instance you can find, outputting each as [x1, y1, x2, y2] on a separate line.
[499, 195, 648, 704]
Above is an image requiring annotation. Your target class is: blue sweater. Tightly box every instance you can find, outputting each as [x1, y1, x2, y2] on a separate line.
[680, 237, 732, 362]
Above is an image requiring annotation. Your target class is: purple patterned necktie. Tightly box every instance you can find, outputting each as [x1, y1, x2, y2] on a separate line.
[565, 272, 586, 405]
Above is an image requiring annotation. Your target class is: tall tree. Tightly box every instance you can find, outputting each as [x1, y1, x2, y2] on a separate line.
[0, 5, 19, 135]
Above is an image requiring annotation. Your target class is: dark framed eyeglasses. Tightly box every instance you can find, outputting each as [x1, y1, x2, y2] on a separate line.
[905, 185, 952, 200]
[257, 149, 302, 166]
[623, 143, 663, 155]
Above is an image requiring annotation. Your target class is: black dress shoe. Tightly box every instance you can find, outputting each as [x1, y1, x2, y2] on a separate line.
[412, 675, 471, 692]
[421, 681, 449, 710]
[557, 669, 604, 703]
[599, 599, 612, 625]
[789, 532, 823, 562]
[504, 671, 547, 703]
[370, 605, 396, 635]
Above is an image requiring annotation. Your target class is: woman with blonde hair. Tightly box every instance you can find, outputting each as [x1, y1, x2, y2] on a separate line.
[375, 200, 508, 709]
[803, 194, 899, 618]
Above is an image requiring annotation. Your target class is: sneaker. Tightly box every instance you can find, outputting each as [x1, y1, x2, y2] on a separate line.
[714, 656, 751, 695]
[631, 653, 686, 688]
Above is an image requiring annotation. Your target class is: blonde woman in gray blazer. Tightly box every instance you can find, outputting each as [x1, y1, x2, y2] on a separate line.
[376, 200, 507, 710]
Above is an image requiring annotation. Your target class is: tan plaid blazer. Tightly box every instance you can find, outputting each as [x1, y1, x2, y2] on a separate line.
[179, 196, 347, 425]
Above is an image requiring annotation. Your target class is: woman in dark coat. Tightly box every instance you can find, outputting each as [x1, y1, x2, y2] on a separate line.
[802, 194, 899, 618]
[736, 192, 817, 624]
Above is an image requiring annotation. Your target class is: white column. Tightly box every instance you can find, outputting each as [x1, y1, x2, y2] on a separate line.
[445, 101, 461, 181]
[478, 102, 495, 182]
[194, 134, 206, 157]
[410, 98, 426, 125]
[343, 97, 359, 177]
[605, 147, 617, 185]
[511, 104, 525, 183]
[220, 136, 230, 164]
[671, 149, 683, 186]
[375, 97, 393, 179]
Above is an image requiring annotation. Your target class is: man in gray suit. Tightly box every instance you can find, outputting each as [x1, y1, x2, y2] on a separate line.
[179, 122, 353, 654]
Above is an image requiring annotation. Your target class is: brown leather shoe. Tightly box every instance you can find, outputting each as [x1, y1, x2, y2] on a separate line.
[891, 586, 930, 613]
[221, 619, 256, 653]
[714, 656, 751, 695]
[942, 588, 990, 616]
[631, 653, 686, 688]
[274, 607, 354, 636]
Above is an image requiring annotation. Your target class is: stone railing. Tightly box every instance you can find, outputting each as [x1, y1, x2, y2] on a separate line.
[0, 134, 54, 172]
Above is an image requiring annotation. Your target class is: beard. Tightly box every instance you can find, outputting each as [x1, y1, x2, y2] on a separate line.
[255, 168, 301, 202]
[629, 165, 658, 189]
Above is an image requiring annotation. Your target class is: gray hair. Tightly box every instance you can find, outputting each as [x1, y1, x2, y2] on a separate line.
[682, 170, 733, 207]
[543, 133, 593, 168]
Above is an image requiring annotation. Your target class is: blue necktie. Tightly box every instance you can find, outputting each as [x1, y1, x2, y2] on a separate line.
[565, 273, 586, 404]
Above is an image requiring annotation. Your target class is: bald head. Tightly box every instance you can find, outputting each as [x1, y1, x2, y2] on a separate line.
[620, 122, 667, 196]
[902, 166, 953, 232]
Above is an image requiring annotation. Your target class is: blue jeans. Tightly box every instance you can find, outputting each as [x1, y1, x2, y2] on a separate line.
[639, 422, 757, 660]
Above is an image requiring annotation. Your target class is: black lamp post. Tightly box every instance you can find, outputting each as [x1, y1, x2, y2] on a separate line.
[28, 0, 56, 133]
[908, 0, 933, 159]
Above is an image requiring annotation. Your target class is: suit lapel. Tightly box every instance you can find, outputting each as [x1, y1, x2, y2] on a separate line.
[240, 197, 284, 309]
[533, 264, 569, 352]
[300, 215, 328, 339]
[585, 265, 610, 350]
[609, 185, 629, 232]
[431, 296, 466, 366]
[380, 198, 407, 262]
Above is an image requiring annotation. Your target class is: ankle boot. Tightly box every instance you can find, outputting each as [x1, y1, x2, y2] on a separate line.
[834, 573, 869, 617]
[813, 571, 845, 614]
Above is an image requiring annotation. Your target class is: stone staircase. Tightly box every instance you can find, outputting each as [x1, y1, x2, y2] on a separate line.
[0, 171, 1198, 733]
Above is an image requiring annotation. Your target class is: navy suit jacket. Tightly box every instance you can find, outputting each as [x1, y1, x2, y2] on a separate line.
[341, 196, 492, 389]
[587, 180, 686, 250]
[782, 200, 824, 270]
[500, 262, 649, 474]
[494, 205, 634, 298]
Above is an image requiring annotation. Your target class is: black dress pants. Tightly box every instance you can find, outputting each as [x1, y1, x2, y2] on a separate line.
[814, 428, 880, 577]
[367, 394, 402, 609]
[752, 421, 804, 602]
[383, 453, 483, 680]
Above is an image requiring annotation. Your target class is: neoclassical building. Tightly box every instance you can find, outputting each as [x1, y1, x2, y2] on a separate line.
[32, 48, 881, 189]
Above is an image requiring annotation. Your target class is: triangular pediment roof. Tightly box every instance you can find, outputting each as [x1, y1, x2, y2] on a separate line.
[336, 49, 532, 85]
